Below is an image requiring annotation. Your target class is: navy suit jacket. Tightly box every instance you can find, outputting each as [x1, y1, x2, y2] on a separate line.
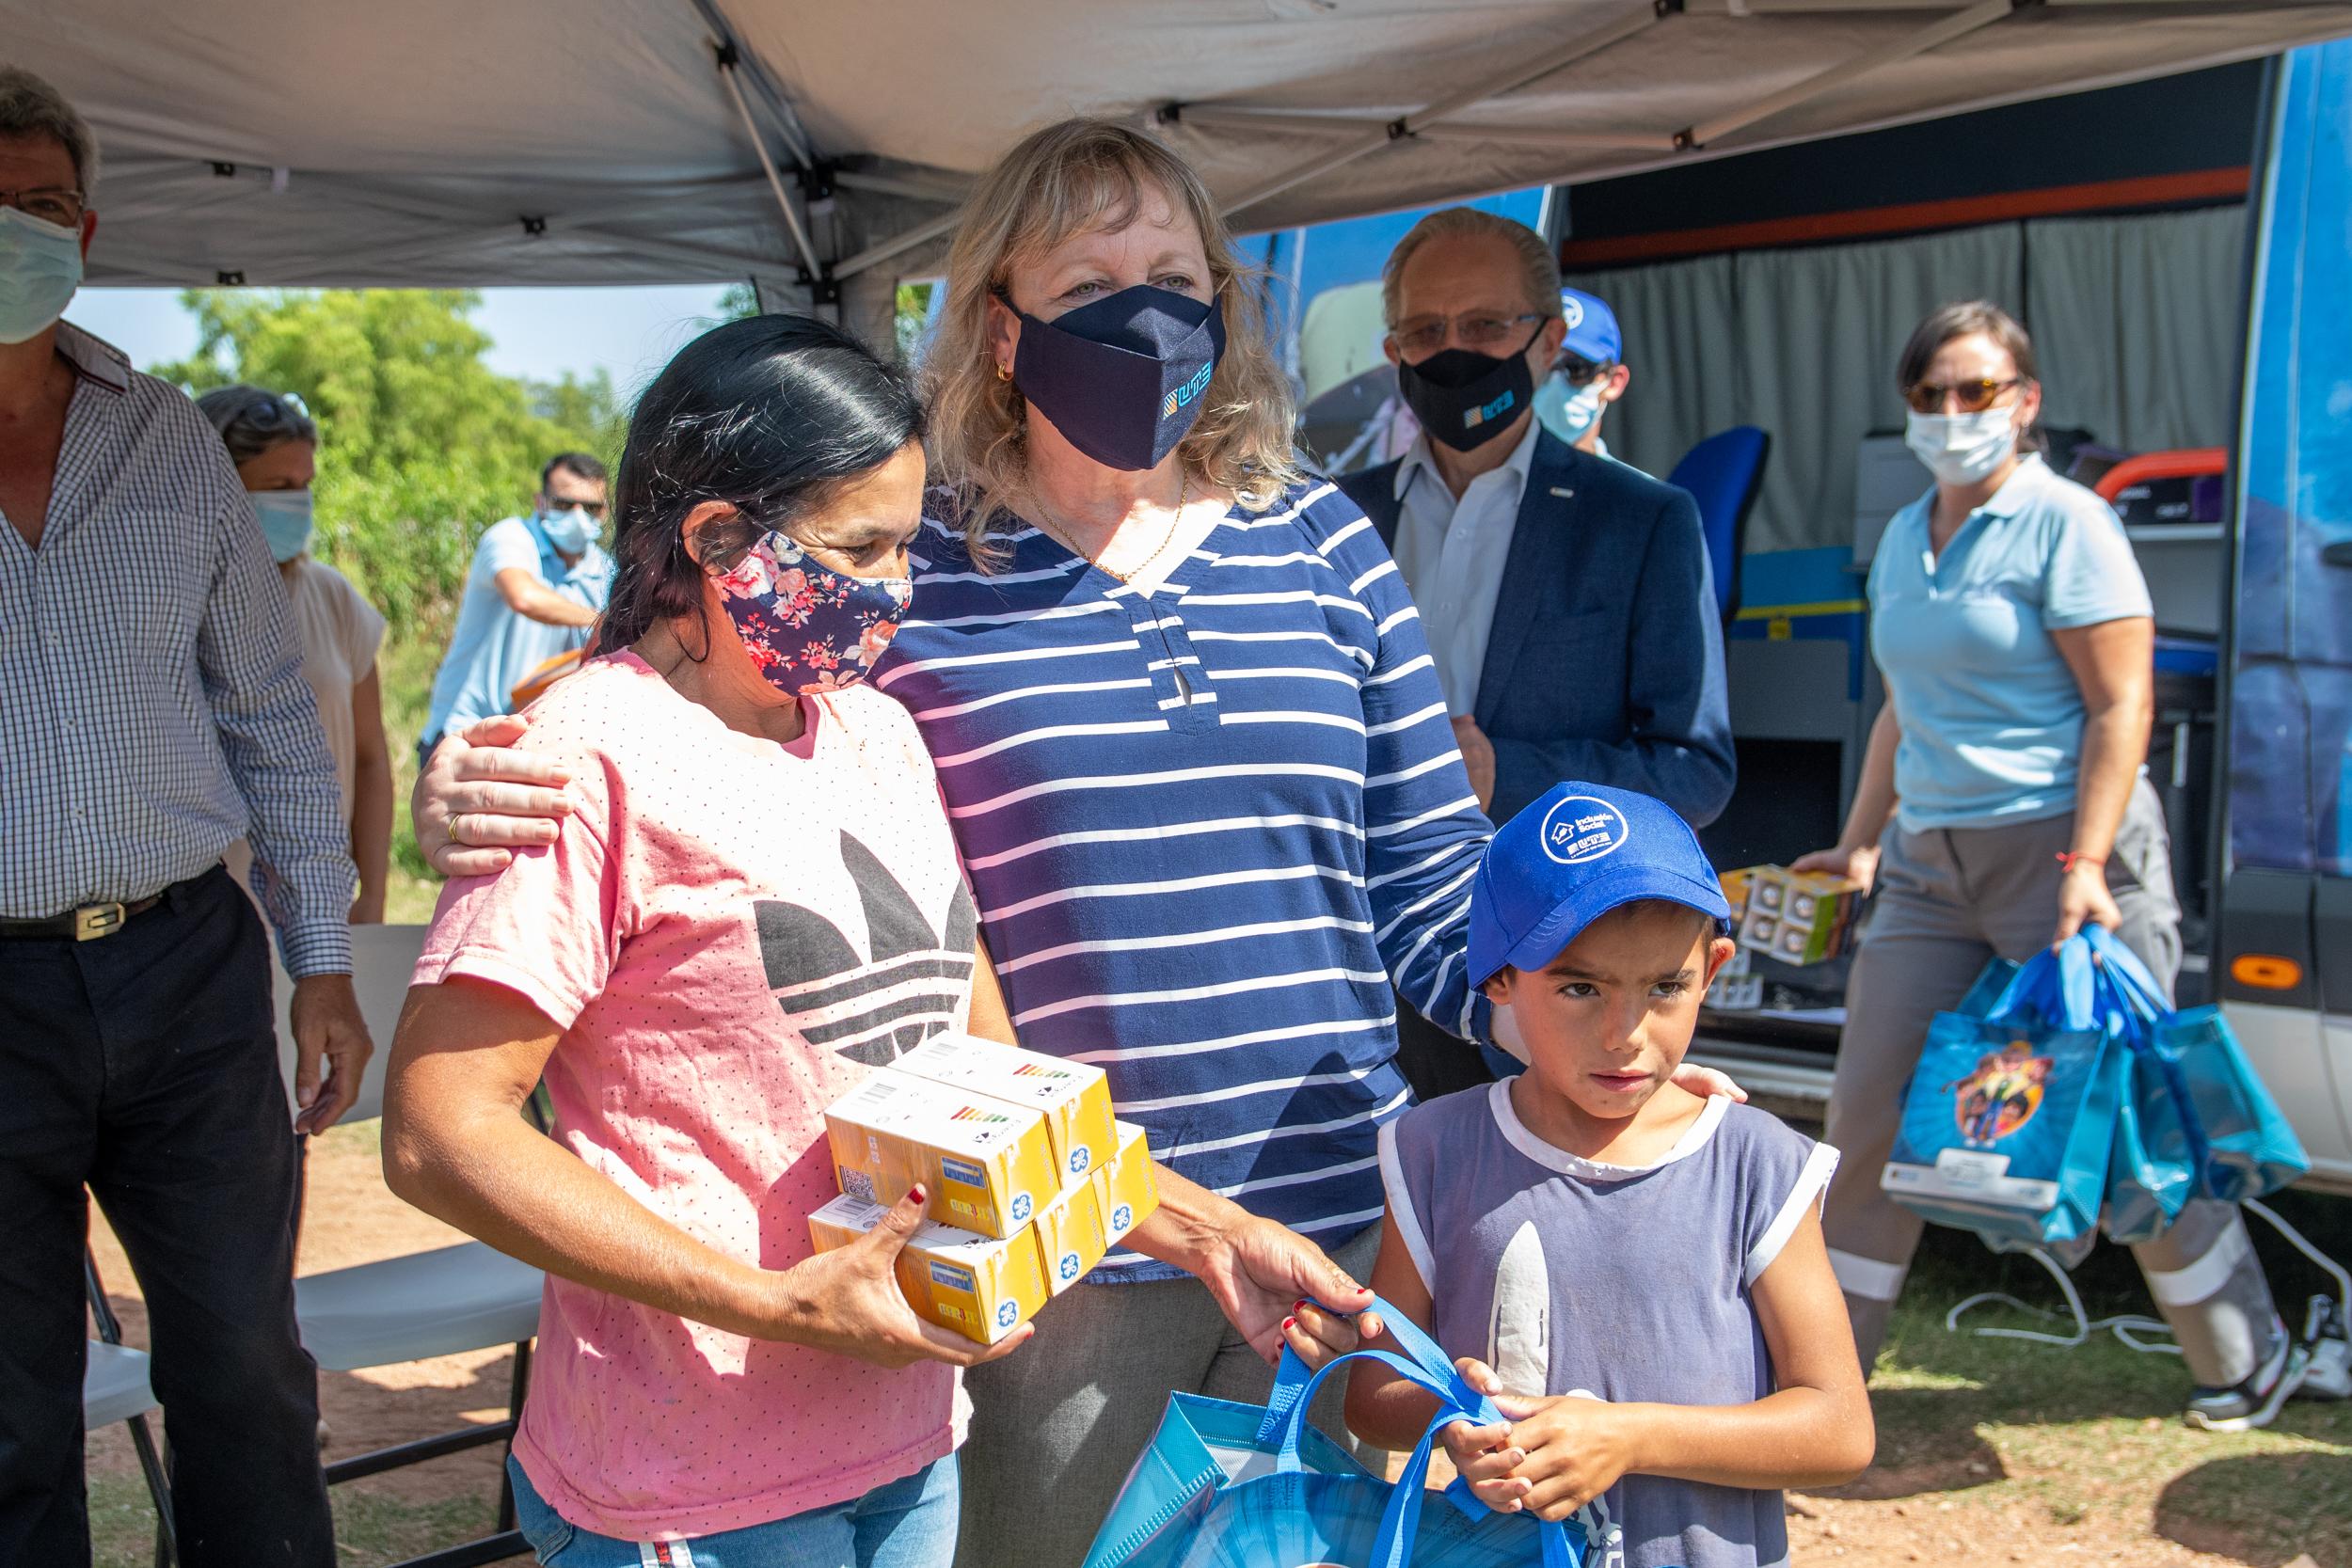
[1339, 429, 1736, 828]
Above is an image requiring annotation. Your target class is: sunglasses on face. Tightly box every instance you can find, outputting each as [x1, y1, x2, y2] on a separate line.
[545, 495, 609, 517]
[1904, 376, 2021, 415]
[1554, 356, 1613, 386]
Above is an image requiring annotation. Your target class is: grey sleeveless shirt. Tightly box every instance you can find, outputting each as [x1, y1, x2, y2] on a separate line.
[1379, 1083, 1839, 1568]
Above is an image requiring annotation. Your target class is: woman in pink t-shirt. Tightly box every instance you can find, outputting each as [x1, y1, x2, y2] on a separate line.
[381, 316, 1028, 1567]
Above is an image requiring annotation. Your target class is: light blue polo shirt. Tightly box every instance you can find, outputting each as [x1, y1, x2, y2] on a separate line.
[422, 515, 614, 744]
[1867, 455, 2152, 831]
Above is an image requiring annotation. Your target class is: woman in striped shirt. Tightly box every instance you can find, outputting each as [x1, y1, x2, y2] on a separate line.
[417, 119, 1731, 1567]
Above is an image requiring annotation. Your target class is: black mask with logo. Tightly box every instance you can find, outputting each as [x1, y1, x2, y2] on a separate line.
[1395, 327, 1544, 453]
[1009, 285, 1228, 472]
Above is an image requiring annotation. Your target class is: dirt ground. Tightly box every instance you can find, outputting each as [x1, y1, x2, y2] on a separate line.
[85, 1127, 2352, 1567]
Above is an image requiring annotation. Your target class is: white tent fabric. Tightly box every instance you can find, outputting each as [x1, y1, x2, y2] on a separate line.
[8, 0, 2350, 328]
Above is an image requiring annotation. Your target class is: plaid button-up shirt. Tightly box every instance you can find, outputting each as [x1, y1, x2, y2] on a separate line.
[0, 323, 353, 976]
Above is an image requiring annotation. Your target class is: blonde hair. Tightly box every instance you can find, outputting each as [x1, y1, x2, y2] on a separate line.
[924, 118, 1299, 553]
[1381, 207, 1563, 328]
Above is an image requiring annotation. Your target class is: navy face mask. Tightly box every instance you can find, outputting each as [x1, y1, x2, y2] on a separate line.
[1396, 338, 1539, 454]
[1010, 284, 1227, 471]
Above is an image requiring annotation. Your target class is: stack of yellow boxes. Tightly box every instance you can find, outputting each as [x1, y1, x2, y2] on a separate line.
[809, 1035, 1160, 1344]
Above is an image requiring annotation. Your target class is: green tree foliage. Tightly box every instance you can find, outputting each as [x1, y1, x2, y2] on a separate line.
[152, 289, 620, 628]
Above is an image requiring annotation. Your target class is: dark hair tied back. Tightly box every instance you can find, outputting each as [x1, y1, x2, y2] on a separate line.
[594, 314, 927, 658]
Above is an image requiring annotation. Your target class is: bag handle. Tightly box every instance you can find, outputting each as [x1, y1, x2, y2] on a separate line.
[1985, 938, 2099, 1033]
[1257, 1292, 1486, 1449]
[1367, 1403, 1583, 1568]
[2080, 926, 2171, 1020]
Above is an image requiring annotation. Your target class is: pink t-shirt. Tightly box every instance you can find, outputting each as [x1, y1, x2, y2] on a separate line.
[415, 652, 978, 1541]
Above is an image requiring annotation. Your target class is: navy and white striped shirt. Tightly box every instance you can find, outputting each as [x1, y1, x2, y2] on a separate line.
[0, 323, 353, 976]
[875, 478, 1491, 1278]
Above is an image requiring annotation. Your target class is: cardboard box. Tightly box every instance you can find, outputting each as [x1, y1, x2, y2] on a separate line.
[807, 1195, 1049, 1344]
[1726, 864, 1864, 967]
[824, 1069, 1060, 1238]
[1091, 1120, 1160, 1251]
[1032, 1174, 1109, 1294]
[889, 1034, 1119, 1188]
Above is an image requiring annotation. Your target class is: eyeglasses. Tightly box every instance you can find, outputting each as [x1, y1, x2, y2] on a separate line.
[1553, 355, 1613, 386]
[545, 495, 609, 518]
[1904, 376, 2021, 415]
[0, 188, 87, 230]
[1390, 311, 1546, 357]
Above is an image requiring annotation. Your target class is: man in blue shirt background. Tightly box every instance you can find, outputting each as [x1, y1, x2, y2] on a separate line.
[421, 451, 614, 760]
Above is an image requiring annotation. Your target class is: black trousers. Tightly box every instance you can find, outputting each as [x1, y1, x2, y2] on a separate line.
[0, 865, 333, 1566]
[1389, 988, 1497, 1105]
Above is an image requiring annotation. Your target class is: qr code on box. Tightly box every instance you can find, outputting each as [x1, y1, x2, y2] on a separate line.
[840, 1166, 877, 1202]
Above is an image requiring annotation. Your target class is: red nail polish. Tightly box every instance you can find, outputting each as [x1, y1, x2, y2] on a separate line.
[1294, 1298, 1311, 1313]
[908, 1183, 927, 1204]
[1282, 1316, 1296, 1331]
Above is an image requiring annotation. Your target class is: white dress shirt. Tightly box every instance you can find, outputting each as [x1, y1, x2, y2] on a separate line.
[1389, 418, 1542, 716]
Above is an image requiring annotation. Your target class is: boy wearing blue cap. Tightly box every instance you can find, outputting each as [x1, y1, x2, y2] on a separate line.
[1342, 783, 1874, 1568]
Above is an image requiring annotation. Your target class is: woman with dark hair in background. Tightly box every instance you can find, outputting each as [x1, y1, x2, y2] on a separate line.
[378, 315, 1028, 1568]
[1795, 301, 2298, 1432]
[199, 385, 392, 922]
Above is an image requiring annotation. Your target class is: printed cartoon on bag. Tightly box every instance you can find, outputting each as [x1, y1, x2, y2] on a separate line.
[1947, 1039, 2055, 1147]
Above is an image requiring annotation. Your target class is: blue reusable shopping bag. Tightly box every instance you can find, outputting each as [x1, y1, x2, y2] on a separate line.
[2081, 927, 2310, 1206]
[1082, 1298, 1604, 1568]
[1881, 939, 2126, 1247]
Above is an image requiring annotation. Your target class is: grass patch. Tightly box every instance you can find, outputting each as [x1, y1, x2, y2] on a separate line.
[92, 1473, 504, 1568]
[1855, 1192, 2352, 1565]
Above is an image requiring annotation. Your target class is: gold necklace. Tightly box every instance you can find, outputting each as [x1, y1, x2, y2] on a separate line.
[1035, 471, 1189, 584]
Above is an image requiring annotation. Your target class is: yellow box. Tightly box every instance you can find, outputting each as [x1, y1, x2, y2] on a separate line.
[824, 1069, 1060, 1238]
[807, 1195, 1050, 1345]
[1031, 1174, 1109, 1294]
[1729, 864, 1865, 967]
[1090, 1120, 1160, 1252]
[888, 1034, 1120, 1189]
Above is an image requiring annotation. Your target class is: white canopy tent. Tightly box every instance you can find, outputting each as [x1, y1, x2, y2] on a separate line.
[12, 0, 2352, 343]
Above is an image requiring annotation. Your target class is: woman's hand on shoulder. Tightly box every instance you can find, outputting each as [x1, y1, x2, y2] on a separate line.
[413, 714, 576, 877]
[759, 1186, 1033, 1370]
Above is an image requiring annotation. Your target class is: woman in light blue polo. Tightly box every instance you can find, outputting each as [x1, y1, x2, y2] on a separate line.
[1796, 301, 2296, 1431]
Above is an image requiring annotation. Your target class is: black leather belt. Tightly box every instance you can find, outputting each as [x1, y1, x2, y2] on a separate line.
[0, 893, 167, 942]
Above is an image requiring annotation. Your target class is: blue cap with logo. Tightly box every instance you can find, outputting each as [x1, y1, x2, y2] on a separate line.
[1558, 287, 1622, 366]
[1469, 781, 1730, 988]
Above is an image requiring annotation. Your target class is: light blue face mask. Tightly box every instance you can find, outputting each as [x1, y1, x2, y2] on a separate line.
[251, 490, 315, 562]
[537, 505, 596, 556]
[1534, 370, 1608, 447]
[0, 206, 85, 346]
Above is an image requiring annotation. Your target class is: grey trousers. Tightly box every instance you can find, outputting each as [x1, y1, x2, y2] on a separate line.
[1822, 781, 2279, 1388]
[953, 1223, 1379, 1568]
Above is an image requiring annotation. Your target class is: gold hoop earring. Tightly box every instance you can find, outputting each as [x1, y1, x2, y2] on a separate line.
[995, 362, 1012, 382]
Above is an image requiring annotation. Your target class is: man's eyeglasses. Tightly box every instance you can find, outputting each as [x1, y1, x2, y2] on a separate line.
[1390, 311, 1546, 356]
[1, 188, 88, 230]
[1553, 355, 1613, 386]
[1904, 376, 2020, 415]
[545, 495, 610, 518]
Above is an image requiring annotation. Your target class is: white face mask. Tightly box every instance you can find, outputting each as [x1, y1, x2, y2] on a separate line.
[1904, 407, 2020, 486]
[1534, 372, 1608, 446]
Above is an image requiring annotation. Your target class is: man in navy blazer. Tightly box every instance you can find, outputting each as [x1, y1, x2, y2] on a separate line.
[1339, 210, 1735, 832]
[1342, 209, 1734, 1098]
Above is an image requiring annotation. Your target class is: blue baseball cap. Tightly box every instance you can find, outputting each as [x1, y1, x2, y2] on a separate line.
[1559, 287, 1622, 366]
[1468, 782, 1731, 989]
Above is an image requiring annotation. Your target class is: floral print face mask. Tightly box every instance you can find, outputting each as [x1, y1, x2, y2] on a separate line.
[713, 530, 914, 695]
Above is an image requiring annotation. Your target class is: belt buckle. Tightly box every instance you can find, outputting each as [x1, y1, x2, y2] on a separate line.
[72, 902, 128, 942]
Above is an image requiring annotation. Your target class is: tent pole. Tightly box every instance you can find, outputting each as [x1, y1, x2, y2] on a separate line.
[715, 50, 827, 284]
[835, 168, 973, 204]
[1680, 0, 2025, 146]
[834, 212, 962, 280]
[1204, 1, 1665, 217]
[1168, 105, 1676, 152]
[685, 0, 815, 167]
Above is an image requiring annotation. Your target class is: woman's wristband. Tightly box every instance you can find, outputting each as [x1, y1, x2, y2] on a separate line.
[2056, 850, 2107, 876]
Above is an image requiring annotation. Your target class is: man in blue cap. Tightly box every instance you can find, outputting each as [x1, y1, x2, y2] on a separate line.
[1534, 286, 1634, 462]
[1339, 208, 1733, 1099]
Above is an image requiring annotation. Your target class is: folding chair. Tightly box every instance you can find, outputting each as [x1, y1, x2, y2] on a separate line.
[277, 923, 543, 1568]
[85, 1248, 175, 1567]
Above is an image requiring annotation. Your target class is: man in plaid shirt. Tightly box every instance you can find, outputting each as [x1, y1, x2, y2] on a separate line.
[0, 67, 368, 1567]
